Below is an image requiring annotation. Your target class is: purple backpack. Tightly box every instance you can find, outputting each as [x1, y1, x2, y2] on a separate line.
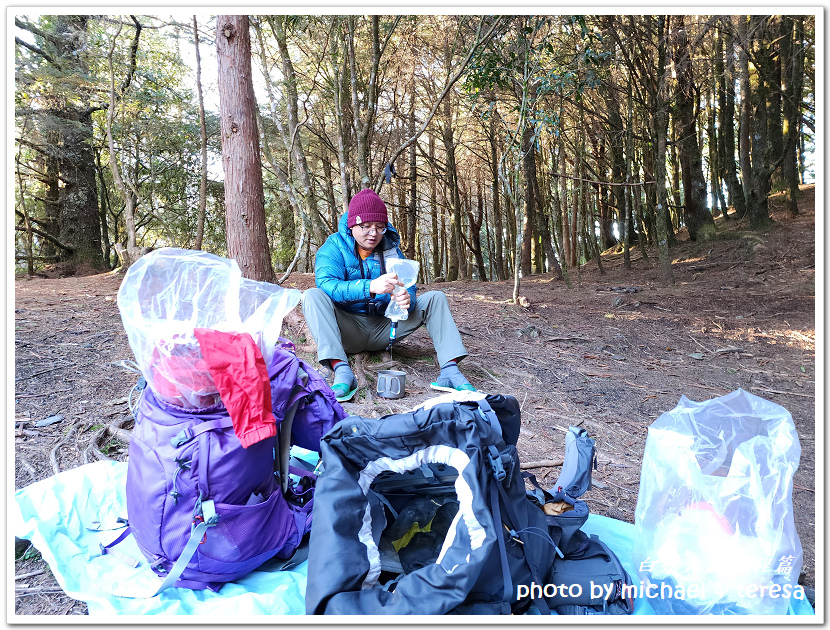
[124, 339, 345, 593]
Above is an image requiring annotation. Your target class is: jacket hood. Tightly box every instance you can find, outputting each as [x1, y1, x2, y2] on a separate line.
[337, 212, 400, 252]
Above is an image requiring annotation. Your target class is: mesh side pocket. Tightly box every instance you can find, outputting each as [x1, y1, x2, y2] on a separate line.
[195, 489, 299, 577]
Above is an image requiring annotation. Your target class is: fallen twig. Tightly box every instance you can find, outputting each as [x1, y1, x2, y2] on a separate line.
[15, 587, 66, 595]
[689, 335, 714, 353]
[603, 480, 638, 494]
[15, 362, 75, 382]
[687, 383, 731, 393]
[17, 457, 38, 485]
[466, 360, 508, 388]
[14, 388, 72, 399]
[750, 386, 814, 399]
[15, 569, 45, 581]
[49, 419, 82, 475]
[521, 459, 564, 470]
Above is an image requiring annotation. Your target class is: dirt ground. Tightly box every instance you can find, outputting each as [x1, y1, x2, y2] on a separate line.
[13, 186, 817, 615]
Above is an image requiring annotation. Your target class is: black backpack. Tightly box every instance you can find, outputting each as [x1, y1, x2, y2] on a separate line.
[305, 394, 634, 615]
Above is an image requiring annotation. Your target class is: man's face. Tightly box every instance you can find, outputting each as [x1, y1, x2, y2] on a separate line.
[351, 222, 387, 251]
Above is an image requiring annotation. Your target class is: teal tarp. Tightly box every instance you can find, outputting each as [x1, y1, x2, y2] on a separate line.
[13, 461, 814, 617]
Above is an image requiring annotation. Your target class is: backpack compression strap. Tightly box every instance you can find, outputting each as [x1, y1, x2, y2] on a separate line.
[478, 398, 553, 614]
[104, 499, 219, 599]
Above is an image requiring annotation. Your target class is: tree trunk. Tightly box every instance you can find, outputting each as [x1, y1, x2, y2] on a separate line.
[520, 125, 537, 276]
[270, 16, 324, 246]
[469, 181, 487, 281]
[782, 16, 805, 215]
[330, 18, 352, 215]
[193, 16, 208, 250]
[105, 20, 143, 268]
[405, 83, 417, 259]
[739, 16, 782, 230]
[767, 16, 784, 191]
[348, 16, 386, 189]
[672, 15, 715, 240]
[321, 147, 339, 233]
[720, 20, 746, 218]
[50, 16, 105, 270]
[429, 136, 441, 279]
[441, 120, 462, 281]
[488, 113, 507, 280]
[216, 15, 276, 283]
[558, 143, 572, 268]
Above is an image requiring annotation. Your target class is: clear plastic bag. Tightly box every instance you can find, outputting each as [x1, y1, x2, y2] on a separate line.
[384, 258, 420, 322]
[116, 248, 301, 409]
[632, 389, 803, 614]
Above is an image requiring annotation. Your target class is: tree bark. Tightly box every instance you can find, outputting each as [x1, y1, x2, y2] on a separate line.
[216, 15, 276, 283]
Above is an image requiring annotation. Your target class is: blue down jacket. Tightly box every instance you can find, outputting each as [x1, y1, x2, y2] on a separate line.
[315, 213, 417, 317]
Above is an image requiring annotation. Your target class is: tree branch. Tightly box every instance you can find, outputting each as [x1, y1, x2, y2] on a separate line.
[549, 172, 656, 187]
[14, 37, 62, 70]
[374, 16, 505, 191]
[14, 225, 74, 251]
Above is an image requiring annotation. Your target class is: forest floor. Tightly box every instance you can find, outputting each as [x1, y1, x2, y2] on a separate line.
[13, 185, 817, 615]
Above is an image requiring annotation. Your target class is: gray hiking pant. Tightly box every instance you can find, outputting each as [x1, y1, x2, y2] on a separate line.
[301, 288, 468, 369]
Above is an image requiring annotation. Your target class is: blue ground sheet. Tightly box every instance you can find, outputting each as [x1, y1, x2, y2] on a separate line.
[12, 460, 814, 618]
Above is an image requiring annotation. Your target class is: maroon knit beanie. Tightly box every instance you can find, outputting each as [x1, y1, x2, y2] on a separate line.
[347, 189, 388, 228]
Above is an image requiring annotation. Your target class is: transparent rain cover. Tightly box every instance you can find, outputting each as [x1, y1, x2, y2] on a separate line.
[117, 248, 301, 409]
[632, 389, 803, 614]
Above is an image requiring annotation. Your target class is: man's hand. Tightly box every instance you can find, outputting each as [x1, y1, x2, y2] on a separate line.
[393, 287, 411, 310]
[369, 272, 404, 296]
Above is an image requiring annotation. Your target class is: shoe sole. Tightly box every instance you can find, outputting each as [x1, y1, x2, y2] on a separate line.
[429, 383, 477, 393]
[334, 385, 358, 402]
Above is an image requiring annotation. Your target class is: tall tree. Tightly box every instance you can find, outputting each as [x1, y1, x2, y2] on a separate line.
[216, 15, 276, 282]
[671, 15, 715, 240]
[16, 15, 105, 269]
[105, 16, 144, 268]
[781, 16, 805, 215]
[653, 15, 675, 286]
[737, 16, 798, 230]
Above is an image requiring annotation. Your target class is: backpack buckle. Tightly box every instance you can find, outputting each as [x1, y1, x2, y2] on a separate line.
[171, 428, 194, 448]
[489, 451, 506, 481]
[192, 499, 219, 544]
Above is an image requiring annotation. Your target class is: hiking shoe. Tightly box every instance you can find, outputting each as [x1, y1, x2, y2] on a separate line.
[431, 360, 475, 393]
[331, 381, 358, 402]
[332, 362, 358, 402]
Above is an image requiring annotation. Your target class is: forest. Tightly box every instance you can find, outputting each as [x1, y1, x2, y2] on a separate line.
[13, 14, 816, 290]
[13, 13, 819, 615]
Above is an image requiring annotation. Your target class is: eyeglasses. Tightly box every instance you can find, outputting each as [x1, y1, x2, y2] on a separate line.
[357, 224, 387, 235]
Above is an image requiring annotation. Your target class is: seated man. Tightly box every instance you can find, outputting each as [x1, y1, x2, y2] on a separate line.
[302, 188, 475, 402]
